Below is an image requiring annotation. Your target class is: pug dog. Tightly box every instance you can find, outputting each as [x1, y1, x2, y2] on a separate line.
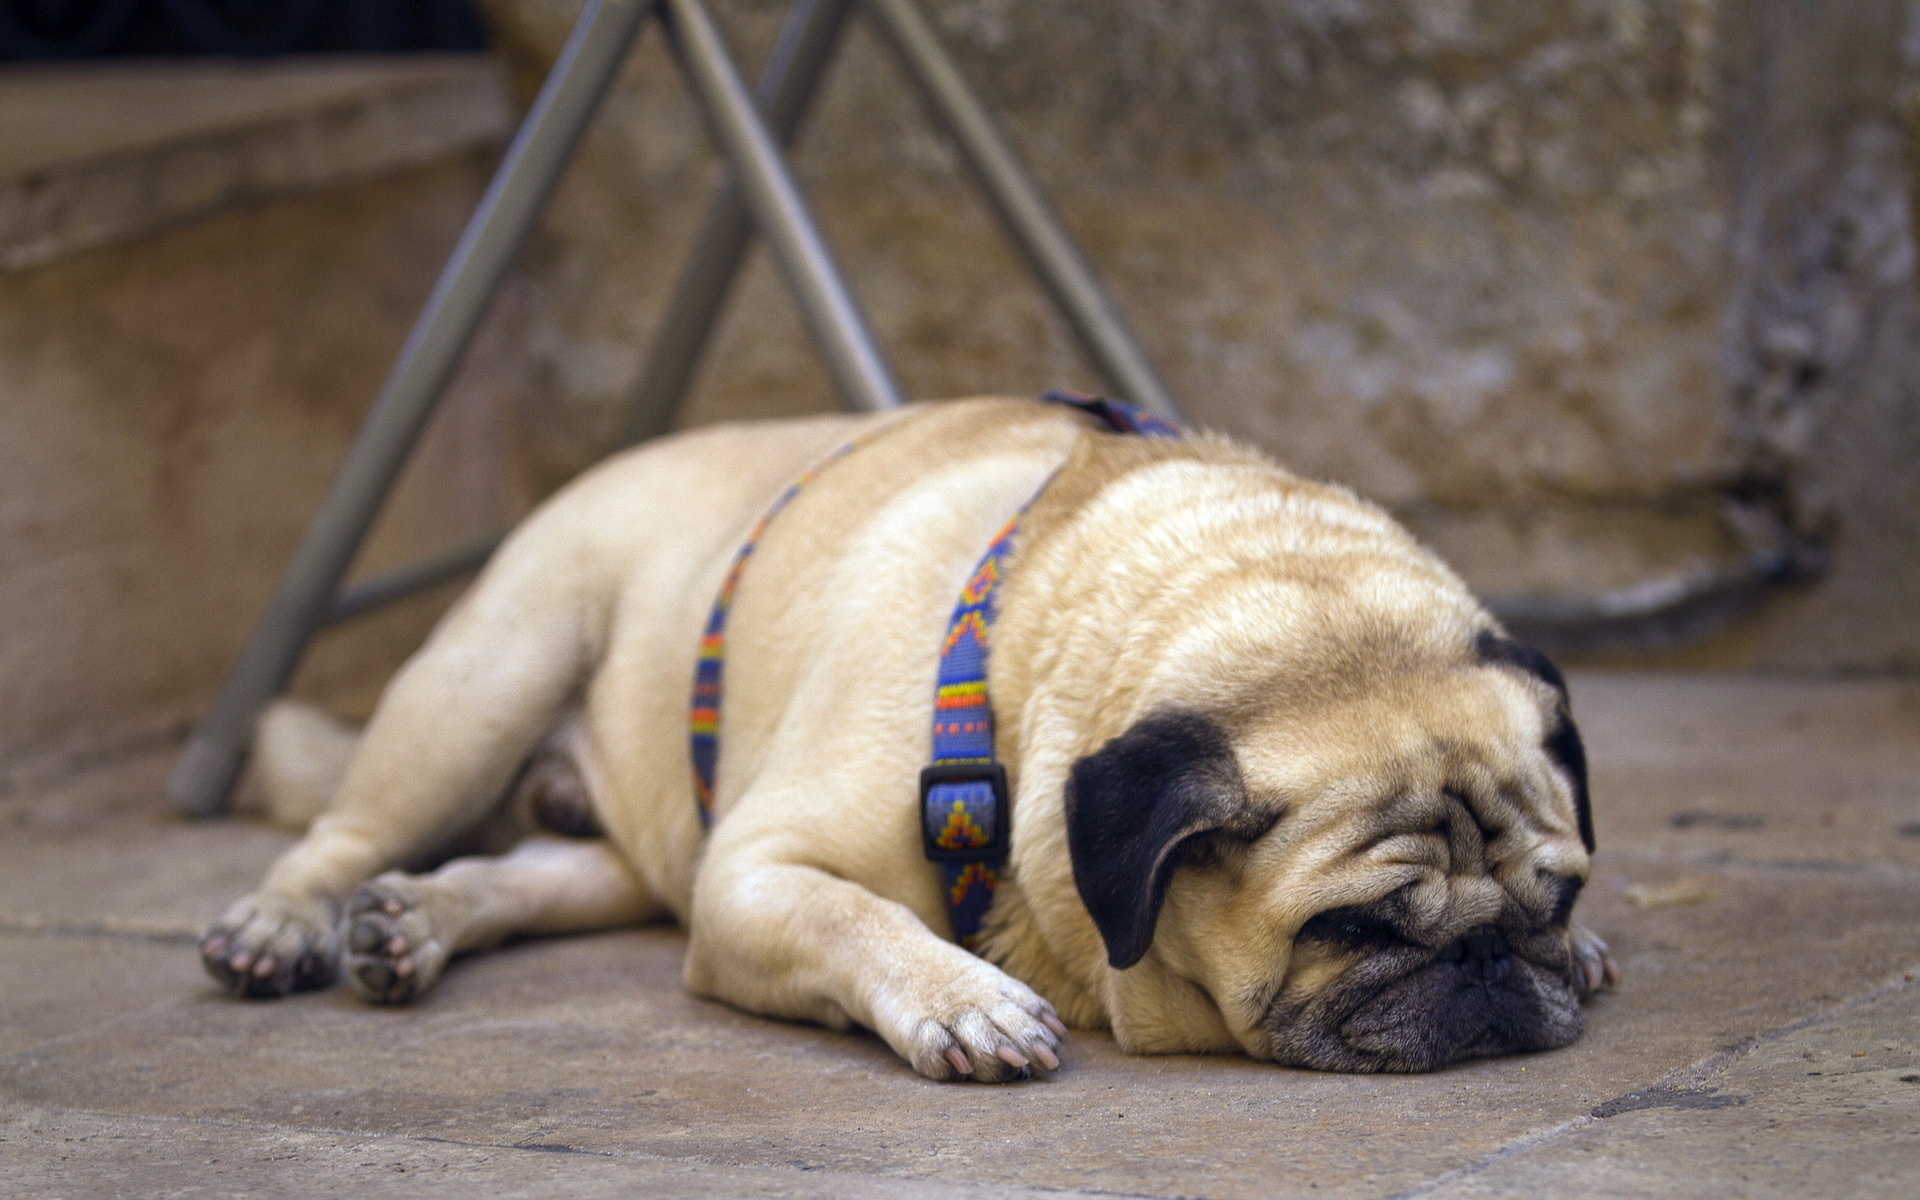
[201, 397, 1615, 1080]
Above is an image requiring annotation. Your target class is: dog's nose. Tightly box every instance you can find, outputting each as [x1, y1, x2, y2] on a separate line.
[1437, 926, 1511, 984]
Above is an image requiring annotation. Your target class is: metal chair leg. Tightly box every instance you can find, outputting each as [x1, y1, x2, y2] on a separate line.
[167, 0, 656, 816]
[662, 0, 903, 414]
[173, 0, 1169, 818]
[324, 0, 859, 635]
[618, 0, 857, 446]
[863, 0, 1184, 424]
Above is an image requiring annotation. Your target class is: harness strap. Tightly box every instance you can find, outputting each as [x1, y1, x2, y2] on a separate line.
[687, 389, 1183, 948]
[920, 389, 1182, 947]
[690, 428, 884, 823]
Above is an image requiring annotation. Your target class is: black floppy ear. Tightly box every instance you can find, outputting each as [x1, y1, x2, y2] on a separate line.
[1065, 712, 1250, 970]
[1475, 631, 1594, 853]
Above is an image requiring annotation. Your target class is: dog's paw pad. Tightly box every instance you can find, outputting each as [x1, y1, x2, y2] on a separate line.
[902, 974, 1066, 1084]
[200, 893, 338, 999]
[1569, 922, 1618, 999]
[342, 877, 448, 1005]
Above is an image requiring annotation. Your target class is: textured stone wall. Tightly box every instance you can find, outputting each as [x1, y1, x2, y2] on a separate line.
[476, 0, 1920, 670]
[4, 4, 1913, 786]
[0, 142, 528, 784]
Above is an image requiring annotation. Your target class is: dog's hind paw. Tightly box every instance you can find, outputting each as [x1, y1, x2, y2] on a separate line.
[343, 875, 451, 1005]
[886, 962, 1068, 1084]
[201, 892, 338, 998]
[1569, 922, 1619, 999]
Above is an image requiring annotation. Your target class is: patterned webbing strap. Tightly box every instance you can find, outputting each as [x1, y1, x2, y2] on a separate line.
[690, 429, 884, 823]
[686, 390, 1183, 948]
[920, 388, 1182, 948]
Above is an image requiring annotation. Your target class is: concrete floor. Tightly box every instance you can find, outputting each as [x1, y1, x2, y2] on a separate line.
[3, 672, 1917, 1198]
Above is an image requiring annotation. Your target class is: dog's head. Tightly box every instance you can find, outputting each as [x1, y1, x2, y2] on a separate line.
[1063, 628, 1594, 1073]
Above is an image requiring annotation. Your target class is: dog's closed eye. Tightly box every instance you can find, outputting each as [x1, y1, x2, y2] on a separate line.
[1294, 906, 1413, 952]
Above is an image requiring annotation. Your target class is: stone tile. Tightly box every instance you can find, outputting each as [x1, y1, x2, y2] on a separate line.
[1425, 978, 1920, 1198]
[0, 1100, 1108, 1199]
[4, 859, 1917, 1200]
[2, 674, 1916, 1196]
[0, 752, 291, 937]
[0, 932, 202, 1058]
[1574, 673, 1920, 868]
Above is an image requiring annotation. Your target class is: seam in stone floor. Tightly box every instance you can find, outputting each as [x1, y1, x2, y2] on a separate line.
[1382, 961, 1920, 1200]
[4, 1103, 1174, 1200]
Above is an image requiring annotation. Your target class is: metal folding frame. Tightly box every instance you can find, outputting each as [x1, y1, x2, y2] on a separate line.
[169, 0, 1183, 816]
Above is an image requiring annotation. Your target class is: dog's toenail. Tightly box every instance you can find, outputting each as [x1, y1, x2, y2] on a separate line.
[349, 919, 384, 953]
[994, 1046, 1029, 1069]
[394, 957, 415, 978]
[944, 1046, 971, 1077]
[1032, 1043, 1060, 1070]
[386, 935, 408, 956]
[229, 952, 252, 971]
[252, 955, 276, 977]
[383, 898, 403, 915]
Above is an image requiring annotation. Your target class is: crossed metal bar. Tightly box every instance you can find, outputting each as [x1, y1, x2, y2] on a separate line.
[168, 0, 1182, 816]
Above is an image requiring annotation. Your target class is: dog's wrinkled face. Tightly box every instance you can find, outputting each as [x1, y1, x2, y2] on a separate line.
[1064, 631, 1595, 1073]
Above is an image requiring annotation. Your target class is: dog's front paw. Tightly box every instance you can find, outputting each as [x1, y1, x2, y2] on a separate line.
[877, 959, 1069, 1083]
[342, 875, 451, 1005]
[1569, 922, 1619, 999]
[201, 892, 338, 998]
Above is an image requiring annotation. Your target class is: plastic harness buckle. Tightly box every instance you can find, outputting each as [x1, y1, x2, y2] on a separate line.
[919, 762, 1009, 863]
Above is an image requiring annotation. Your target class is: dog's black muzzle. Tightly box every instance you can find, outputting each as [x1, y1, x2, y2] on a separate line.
[1269, 922, 1582, 1073]
[1438, 925, 1513, 986]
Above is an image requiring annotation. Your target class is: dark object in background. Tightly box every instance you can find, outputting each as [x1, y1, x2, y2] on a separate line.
[0, 0, 486, 60]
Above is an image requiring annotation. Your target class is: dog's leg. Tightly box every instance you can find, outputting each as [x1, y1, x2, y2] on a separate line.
[686, 832, 1067, 1083]
[338, 836, 660, 1004]
[231, 700, 361, 831]
[201, 530, 607, 999]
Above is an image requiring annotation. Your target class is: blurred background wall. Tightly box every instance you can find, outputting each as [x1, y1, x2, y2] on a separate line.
[4, 0, 1918, 790]
[0, 48, 529, 788]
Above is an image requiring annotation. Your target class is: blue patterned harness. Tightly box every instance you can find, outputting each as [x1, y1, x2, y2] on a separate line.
[690, 390, 1183, 948]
